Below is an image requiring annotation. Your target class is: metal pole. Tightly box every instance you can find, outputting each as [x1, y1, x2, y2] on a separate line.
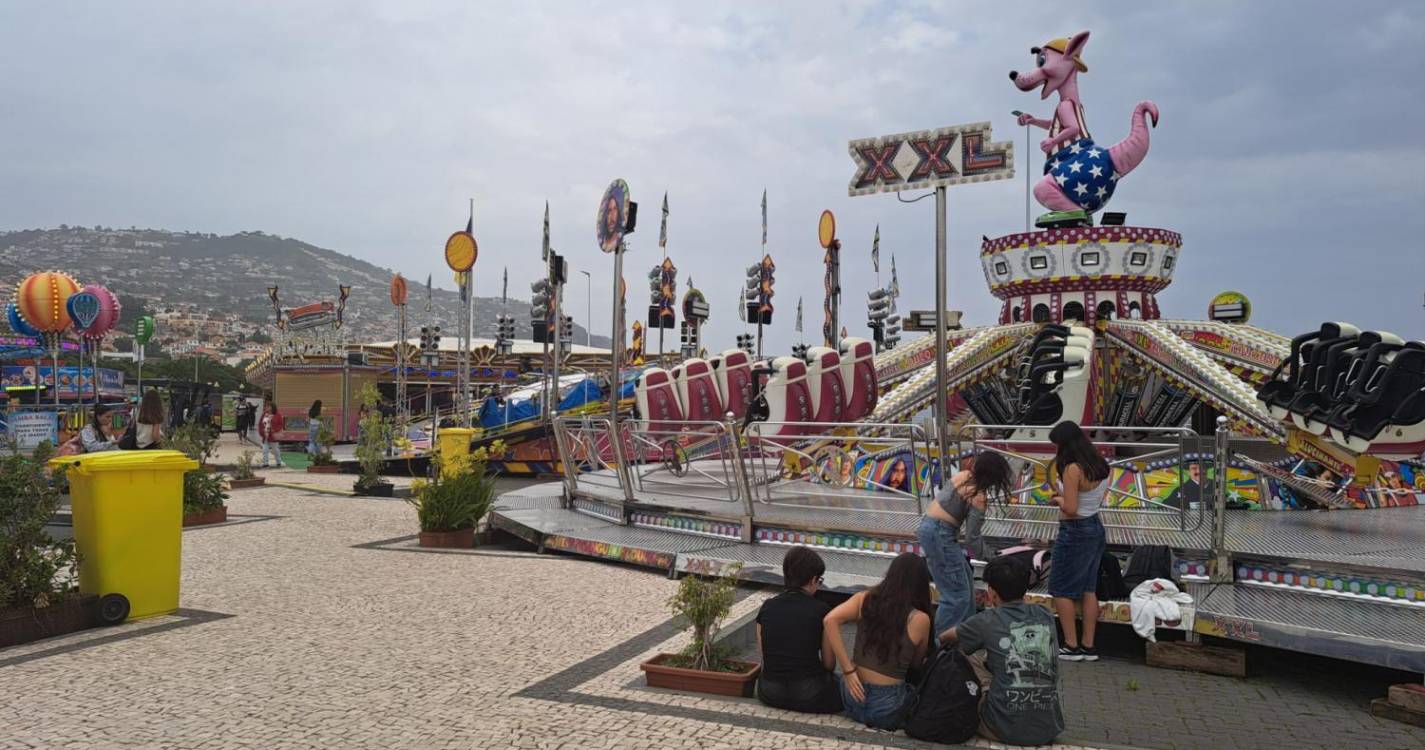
[933, 185, 950, 482]
[610, 241, 633, 501]
[1210, 415, 1231, 582]
[1024, 123, 1031, 232]
[551, 267, 562, 422]
[581, 270, 592, 346]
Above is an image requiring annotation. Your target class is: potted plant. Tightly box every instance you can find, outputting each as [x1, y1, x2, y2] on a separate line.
[306, 421, 339, 473]
[1, 441, 94, 648]
[640, 564, 760, 696]
[406, 445, 499, 547]
[168, 422, 229, 526]
[228, 451, 265, 489]
[353, 384, 393, 496]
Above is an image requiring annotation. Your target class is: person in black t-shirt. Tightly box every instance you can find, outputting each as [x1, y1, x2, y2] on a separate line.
[755, 547, 843, 714]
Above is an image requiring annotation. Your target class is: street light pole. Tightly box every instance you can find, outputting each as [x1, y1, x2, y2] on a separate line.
[580, 270, 592, 346]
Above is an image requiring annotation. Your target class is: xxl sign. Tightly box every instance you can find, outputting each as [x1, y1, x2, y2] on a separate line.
[848, 122, 1014, 196]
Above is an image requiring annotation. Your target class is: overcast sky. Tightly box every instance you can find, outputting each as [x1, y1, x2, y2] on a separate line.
[2, 1, 1422, 352]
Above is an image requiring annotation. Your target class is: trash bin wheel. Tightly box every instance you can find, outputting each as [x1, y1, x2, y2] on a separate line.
[97, 593, 130, 625]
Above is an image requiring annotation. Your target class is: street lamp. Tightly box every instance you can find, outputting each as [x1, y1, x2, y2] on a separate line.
[579, 269, 592, 346]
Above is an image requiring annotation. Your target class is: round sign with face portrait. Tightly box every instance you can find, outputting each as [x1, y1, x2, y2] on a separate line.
[597, 179, 630, 253]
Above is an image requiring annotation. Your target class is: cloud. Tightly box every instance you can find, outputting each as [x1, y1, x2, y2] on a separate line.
[0, 0, 1421, 353]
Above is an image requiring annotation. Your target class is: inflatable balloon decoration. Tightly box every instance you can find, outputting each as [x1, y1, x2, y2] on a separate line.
[1009, 30, 1159, 220]
[69, 285, 121, 404]
[14, 271, 81, 406]
[6, 300, 41, 338]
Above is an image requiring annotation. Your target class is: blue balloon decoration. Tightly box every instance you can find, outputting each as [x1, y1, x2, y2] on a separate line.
[67, 291, 101, 332]
[7, 301, 41, 338]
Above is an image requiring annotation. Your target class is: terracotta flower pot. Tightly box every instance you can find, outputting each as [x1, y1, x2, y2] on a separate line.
[0, 593, 100, 648]
[306, 465, 341, 474]
[639, 654, 761, 697]
[418, 528, 475, 548]
[183, 505, 228, 527]
[228, 477, 266, 490]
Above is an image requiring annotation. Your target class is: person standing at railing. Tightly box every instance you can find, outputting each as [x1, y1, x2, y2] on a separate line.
[917, 452, 1015, 638]
[1047, 421, 1109, 662]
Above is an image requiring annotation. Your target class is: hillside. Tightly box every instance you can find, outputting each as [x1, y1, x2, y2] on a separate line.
[0, 226, 607, 347]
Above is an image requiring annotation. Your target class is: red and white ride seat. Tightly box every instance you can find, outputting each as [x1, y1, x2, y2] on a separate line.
[675, 357, 723, 422]
[711, 349, 755, 420]
[761, 356, 814, 436]
[804, 346, 847, 424]
[635, 367, 684, 432]
[838, 336, 877, 421]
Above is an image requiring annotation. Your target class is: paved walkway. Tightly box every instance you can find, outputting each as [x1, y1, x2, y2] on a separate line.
[6, 480, 1423, 749]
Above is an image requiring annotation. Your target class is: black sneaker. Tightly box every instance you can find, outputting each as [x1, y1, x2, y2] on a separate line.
[1079, 646, 1100, 662]
[1058, 646, 1083, 661]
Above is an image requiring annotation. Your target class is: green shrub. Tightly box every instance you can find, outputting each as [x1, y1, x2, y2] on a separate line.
[311, 421, 336, 466]
[665, 564, 743, 672]
[407, 467, 495, 533]
[168, 422, 227, 512]
[232, 451, 257, 481]
[354, 384, 390, 489]
[0, 443, 80, 610]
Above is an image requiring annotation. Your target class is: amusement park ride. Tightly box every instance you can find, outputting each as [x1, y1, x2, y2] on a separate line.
[479, 30, 1425, 676]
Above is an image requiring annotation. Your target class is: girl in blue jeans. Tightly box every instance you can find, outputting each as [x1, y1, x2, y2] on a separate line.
[306, 399, 323, 457]
[823, 553, 933, 730]
[1048, 421, 1110, 662]
[917, 452, 1016, 638]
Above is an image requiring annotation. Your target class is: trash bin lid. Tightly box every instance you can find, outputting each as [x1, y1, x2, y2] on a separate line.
[50, 450, 200, 475]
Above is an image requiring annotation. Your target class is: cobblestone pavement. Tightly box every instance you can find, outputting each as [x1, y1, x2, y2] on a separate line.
[6, 480, 1424, 749]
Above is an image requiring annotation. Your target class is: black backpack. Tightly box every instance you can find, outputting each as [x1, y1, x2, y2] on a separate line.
[904, 646, 981, 745]
[1122, 545, 1175, 591]
[1096, 550, 1130, 599]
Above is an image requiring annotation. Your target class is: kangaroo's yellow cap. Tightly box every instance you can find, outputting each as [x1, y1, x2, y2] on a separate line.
[1042, 38, 1088, 73]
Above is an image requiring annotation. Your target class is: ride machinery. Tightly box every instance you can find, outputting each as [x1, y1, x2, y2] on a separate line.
[490, 30, 1425, 674]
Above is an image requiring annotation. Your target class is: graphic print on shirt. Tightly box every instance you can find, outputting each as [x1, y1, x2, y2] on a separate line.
[1000, 622, 1054, 689]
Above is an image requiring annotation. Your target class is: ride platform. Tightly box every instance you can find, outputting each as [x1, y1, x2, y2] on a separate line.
[492, 460, 1425, 674]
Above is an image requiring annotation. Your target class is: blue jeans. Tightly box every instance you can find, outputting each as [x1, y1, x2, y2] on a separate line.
[1049, 515, 1107, 598]
[261, 439, 282, 467]
[307, 421, 320, 455]
[839, 675, 915, 730]
[918, 515, 974, 637]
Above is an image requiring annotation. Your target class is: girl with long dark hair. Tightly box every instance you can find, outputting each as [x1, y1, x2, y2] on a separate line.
[135, 389, 165, 449]
[306, 399, 323, 457]
[1047, 420, 1110, 662]
[823, 553, 932, 730]
[917, 451, 1015, 637]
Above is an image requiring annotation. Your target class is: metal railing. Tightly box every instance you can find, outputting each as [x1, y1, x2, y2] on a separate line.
[956, 423, 1210, 534]
[624, 419, 743, 505]
[743, 421, 931, 515]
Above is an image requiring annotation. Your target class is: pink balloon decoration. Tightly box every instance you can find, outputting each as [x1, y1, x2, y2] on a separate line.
[81, 284, 121, 339]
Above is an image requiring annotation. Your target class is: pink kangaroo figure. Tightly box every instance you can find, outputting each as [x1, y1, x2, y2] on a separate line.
[1009, 31, 1159, 216]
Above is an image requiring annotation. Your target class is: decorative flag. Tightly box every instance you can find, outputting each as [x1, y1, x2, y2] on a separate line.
[659, 192, 669, 252]
[760, 189, 767, 247]
[737, 285, 747, 323]
[542, 201, 550, 261]
[502, 267, 508, 306]
[871, 224, 880, 273]
[890, 254, 900, 298]
[795, 297, 803, 333]
[425, 274, 433, 313]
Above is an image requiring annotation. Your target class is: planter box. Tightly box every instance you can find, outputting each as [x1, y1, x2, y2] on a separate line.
[183, 505, 228, 527]
[228, 477, 266, 490]
[419, 528, 475, 548]
[355, 481, 394, 498]
[1, 593, 99, 649]
[307, 465, 341, 474]
[639, 654, 760, 697]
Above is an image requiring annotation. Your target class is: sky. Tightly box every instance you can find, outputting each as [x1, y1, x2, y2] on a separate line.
[2, 1, 1423, 353]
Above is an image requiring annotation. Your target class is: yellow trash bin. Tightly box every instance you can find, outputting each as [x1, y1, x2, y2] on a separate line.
[52, 450, 198, 621]
[436, 427, 476, 479]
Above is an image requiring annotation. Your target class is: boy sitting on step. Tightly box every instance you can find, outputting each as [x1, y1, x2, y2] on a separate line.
[939, 556, 1064, 746]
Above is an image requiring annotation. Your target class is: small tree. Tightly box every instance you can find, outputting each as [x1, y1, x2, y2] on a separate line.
[666, 564, 742, 672]
[354, 384, 390, 490]
[167, 422, 228, 514]
[310, 421, 336, 466]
